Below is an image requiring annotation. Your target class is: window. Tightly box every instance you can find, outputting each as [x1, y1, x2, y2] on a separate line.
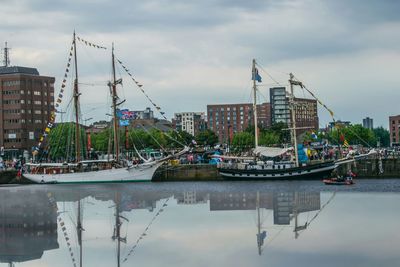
[33, 91, 41, 96]
[34, 110, 42, 115]
[2, 80, 20, 86]
[34, 100, 42, 105]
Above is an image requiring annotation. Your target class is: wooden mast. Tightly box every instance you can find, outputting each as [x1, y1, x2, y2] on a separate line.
[73, 31, 81, 162]
[289, 73, 299, 167]
[252, 59, 259, 148]
[111, 43, 120, 162]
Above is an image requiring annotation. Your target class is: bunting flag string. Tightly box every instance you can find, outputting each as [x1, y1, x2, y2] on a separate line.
[47, 193, 78, 267]
[116, 58, 169, 121]
[122, 198, 170, 263]
[117, 58, 189, 147]
[76, 36, 107, 50]
[33, 41, 75, 155]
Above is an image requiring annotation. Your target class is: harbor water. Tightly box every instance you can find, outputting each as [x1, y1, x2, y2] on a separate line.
[1, 179, 400, 267]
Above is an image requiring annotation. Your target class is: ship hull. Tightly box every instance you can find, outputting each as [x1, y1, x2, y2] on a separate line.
[23, 162, 163, 184]
[219, 162, 336, 180]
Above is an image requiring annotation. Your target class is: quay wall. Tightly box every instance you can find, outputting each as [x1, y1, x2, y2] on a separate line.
[154, 158, 400, 181]
[153, 164, 222, 181]
[0, 159, 399, 184]
[337, 158, 400, 178]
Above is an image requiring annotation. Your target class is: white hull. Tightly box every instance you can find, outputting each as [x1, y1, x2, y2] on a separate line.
[24, 161, 163, 184]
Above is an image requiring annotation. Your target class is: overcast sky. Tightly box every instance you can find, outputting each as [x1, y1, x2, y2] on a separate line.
[1, 0, 399, 128]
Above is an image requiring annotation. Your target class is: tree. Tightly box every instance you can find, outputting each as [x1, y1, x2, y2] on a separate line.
[195, 129, 218, 147]
[231, 132, 254, 153]
[259, 131, 280, 146]
[373, 127, 390, 147]
[47, 122, 87, 160]
[326, 124, 376, 147]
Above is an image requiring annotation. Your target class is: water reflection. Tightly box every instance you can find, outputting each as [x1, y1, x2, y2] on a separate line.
[0, 183, 398, 267]
[0, 188, 58, 266]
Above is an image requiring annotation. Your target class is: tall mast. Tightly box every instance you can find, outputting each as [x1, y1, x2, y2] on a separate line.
[289, 73, 299, 167]
[111, 43, 120, 162]
[73, 31, 81, 162]
[252, 59, 259, 148]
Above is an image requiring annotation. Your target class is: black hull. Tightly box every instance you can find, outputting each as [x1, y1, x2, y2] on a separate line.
[219, 161, 336, 180]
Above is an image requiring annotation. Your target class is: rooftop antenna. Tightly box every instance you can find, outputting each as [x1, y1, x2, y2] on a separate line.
[3, 42, 11, 67]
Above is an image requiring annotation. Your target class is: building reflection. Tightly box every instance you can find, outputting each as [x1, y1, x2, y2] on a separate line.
[0, 185, 324, 265]
[0, 188, 59, 266]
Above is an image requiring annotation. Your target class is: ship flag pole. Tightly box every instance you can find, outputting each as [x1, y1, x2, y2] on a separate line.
[252, 59, 259, 148]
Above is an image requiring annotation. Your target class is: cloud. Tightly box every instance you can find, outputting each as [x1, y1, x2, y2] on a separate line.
[0, 0, 398, 127]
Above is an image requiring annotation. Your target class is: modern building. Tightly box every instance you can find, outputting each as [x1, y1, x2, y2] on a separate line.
[270, 87, 319, 135]
[362, 117, 373, 130]
[172, 112, 206, 136]
[207, 103, 271, 143]
[0, 65, 55, 158]
[389, 115, 400, 147]
[270, 87, 290, 125]
[133, 107, 154, 120]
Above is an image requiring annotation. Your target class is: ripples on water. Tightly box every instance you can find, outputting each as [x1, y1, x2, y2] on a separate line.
[0, 179, 399, 267]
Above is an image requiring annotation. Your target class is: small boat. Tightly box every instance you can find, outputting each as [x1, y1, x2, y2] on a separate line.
[323, 177, 354, 185]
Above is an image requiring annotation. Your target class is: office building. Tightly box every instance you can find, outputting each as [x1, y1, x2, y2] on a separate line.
[389, 115, 400, 146]
[0, 64, 55, 158]
[270, 87, 290, 125]
[362, 117, 373, 130]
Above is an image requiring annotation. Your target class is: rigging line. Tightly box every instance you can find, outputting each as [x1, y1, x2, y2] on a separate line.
[115, 57, 191, 146]
[138, 124, 167, 152]
[255, 63, 282, 85]
[140, 122, 186, 148]
[128, 128, 147, 149]
[122, 197, 171, 263]
[265, 226, 286, 247]
[295, 75, 372, 147]
[307, 192, 336, 227]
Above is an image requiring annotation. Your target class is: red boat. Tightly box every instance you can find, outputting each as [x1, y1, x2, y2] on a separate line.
[323, 178, 354, 185]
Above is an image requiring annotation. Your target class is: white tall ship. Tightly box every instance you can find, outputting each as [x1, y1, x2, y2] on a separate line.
[24, 32, 187, 184]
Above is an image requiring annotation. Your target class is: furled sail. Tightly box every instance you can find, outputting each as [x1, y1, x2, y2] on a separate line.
[253, 146, 293, 158]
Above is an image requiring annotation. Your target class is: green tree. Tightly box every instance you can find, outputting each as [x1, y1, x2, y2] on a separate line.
[259, 131, 280, 146]
[195, 129, 218, 146]
[231, 132, 254, 152]
[47, 122, 86, 160]
[326, 124, 376, 147]
[373, 127, 390, 147]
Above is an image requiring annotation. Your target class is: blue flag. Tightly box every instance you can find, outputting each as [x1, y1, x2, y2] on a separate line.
[252, 67, 262, 82]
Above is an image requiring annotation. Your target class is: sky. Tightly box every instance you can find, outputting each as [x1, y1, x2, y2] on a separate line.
[1, 0, 399, 128]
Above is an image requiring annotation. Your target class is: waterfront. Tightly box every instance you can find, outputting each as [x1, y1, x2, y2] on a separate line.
[1, 179, 400, 267]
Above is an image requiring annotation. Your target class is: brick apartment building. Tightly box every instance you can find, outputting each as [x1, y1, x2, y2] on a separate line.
[0, 66, 55, 158]
[389, 115, 400, 146]
[207, 103, 271, 143]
